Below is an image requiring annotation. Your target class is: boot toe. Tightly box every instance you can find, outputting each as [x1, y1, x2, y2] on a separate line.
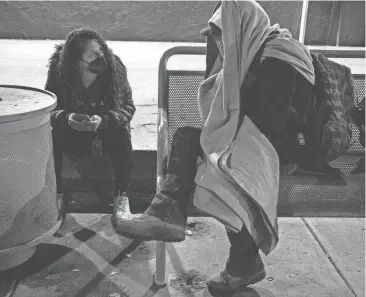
[207, 273, 232, 297]
[207, 270, 266, 297]
[112, 214, 185, 242]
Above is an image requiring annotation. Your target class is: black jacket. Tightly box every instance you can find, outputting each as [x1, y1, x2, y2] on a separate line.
[45, 44, 136, 131]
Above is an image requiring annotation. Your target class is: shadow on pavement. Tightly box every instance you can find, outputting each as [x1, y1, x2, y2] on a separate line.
[0, 265, 23, 297]
[15, 218, 153, 297]
[18, 243, 131, 297]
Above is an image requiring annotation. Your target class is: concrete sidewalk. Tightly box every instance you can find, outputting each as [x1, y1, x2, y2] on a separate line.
[1, 214, 364, 297]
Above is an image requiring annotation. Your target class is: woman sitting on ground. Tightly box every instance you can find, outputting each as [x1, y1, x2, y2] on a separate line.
[45, 28, 135, 218]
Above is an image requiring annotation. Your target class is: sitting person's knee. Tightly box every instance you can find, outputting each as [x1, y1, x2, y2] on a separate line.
[107, 122, 130, 134]
[103, 124, 131, 144]
[174, 127, 201, 141]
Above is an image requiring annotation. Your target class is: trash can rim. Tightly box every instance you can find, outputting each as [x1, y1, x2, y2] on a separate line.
[0, 84, 57, 123]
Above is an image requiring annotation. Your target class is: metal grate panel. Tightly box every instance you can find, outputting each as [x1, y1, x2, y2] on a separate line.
[277, 156, 365, 216]
[349, 77, 365, 153]
[354, 77, 365, 105]
[168, 74, 203, 149]
[0, 123, 59, 249]
[166, 72, 365, 217]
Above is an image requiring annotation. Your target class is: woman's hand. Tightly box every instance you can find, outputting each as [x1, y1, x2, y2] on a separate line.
[68, 113, 92, 132]
[88, 115, 103, 132]
[68, 113, 103, 132]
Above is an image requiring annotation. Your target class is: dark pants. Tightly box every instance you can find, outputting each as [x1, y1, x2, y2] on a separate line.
[160, 127, 261, 276]
[52, 124, 133, 196]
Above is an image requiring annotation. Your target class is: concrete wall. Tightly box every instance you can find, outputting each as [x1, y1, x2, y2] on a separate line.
[305, 1, 365, 46]
[1, 1, 363, 46]
[1, 1, 302, 42]
[338, 2, 365, 46]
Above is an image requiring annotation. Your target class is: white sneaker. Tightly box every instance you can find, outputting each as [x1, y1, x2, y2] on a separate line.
[113, 192, 133, 221]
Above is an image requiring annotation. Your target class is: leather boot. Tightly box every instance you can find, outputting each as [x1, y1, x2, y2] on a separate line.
[207, 253, 266, 296]
[112, 193, 187, 242]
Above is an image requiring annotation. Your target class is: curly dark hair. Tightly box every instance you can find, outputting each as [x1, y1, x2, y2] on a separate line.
[55, 27, 126, 108]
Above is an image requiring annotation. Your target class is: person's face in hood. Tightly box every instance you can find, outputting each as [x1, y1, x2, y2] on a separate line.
[79, 39, 108, 75]
[202, 7, 224, 58]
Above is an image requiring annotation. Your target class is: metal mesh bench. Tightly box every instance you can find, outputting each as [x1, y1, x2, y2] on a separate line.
[153, 46, 365, 285]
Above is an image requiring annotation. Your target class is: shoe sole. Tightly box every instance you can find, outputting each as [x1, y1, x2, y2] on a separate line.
[111, 219, 185, 243]
[207, 270, 266, 297]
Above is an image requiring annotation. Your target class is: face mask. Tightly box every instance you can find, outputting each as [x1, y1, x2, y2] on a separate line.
[83, 56, 108, 75]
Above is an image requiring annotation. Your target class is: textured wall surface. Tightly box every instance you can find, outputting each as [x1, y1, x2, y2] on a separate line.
[338, 1, 365, 46]
[305, 1, 365, 46]
[0, 1, 363, 44]
[0, 1, 302, 42]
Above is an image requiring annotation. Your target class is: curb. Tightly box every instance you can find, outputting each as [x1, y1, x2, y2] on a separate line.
[302, 218, 359, 297]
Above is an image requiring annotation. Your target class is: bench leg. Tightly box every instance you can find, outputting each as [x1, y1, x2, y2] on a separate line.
[154, 241, 167, 286]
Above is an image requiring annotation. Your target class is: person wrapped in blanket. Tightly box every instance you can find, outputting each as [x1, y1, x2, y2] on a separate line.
[45, 28, 135, 220]
[113, 1, 316, 296]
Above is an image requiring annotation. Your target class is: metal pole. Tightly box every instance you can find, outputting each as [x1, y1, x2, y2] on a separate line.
[299, 0, 309, 43]
[154, 46, 206, 286]
[154, 49, 170, 287]
[154, 241, 167, 285]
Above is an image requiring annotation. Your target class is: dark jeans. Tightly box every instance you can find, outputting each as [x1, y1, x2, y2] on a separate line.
[159, 127, 261, 276]
[52, 124, 133, 196]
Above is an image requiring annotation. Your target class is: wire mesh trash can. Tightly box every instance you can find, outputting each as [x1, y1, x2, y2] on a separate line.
[0, 85, 62, 270]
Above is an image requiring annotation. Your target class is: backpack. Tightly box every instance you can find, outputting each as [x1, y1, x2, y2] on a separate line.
[308, 52, 355, 163]
[250, 50, 356, 168]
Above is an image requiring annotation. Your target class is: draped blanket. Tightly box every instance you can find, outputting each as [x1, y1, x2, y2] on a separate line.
[193, 0, 315, 255]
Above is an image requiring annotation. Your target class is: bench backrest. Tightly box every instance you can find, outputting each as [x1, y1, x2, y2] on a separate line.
[157, 46, 365, 217]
